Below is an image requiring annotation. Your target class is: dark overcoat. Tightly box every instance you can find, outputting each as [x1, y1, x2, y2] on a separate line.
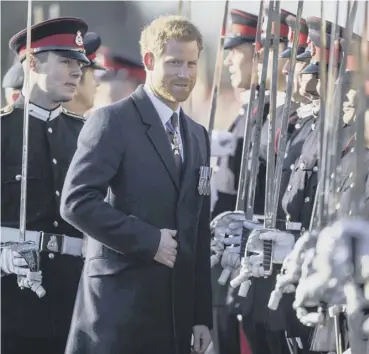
[60, 85, 213, 354]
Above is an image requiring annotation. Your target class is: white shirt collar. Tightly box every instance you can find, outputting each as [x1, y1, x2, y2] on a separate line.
[143, 84, 181, 128]
[28, 102, 63, 122]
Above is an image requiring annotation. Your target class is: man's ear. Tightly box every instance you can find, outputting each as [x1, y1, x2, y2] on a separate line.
[143, 52, 155, 71]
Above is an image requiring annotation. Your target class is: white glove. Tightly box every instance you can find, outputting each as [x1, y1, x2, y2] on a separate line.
[218, 246, 241, 285]
[259, 230, 295, 264]
[210, 211, 245, 240]
[223, 235, 241, 246]
[1, 247, 29, 276]
[211, 130, 236, 157]
[17, 270, 46, 298]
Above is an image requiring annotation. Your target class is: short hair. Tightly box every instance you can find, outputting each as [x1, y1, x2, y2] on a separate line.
[139, 15, 204, 59]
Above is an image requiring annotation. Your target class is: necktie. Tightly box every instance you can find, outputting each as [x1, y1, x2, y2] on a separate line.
[166, 112, 182, 172]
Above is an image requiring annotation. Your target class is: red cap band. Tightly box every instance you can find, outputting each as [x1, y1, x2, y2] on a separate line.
[19, 33, 84, 53]
[299, 33, 308, 46]
[230, 23, 257, 37]
[88, 52, 96, 61]
[314, 45, 340, 64]
[103, 59, 146, 81]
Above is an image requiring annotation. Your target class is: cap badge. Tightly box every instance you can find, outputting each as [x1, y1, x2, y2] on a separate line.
[75, 31, 83, 46]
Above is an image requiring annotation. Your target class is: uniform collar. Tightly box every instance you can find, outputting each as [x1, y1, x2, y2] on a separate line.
[143, 84, 181, 128]
[29, 102, 63, 121]
[297, 102, 314, 119]
[15, 94, 62, 121]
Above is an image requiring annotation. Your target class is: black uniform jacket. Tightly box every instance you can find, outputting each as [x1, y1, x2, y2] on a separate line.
[1, 96, 85, 339]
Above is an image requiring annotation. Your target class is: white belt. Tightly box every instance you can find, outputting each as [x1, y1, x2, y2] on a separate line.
[1, 227, 83, 257]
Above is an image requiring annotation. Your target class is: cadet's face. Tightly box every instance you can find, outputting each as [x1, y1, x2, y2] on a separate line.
[35, 52, 83, 103]
[257, 44, 288, 91]
[147, 39, 199, 108]
[75, 67, 98, 110]
[282, 60, 310, 103]
[299, 73, 319, 99]
[224, 43, 254, 89]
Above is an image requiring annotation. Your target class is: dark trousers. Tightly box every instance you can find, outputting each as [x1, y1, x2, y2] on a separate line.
[242, 319, 290, 354]
[1, 336, 67, 354]
[212, 306, 240, 354]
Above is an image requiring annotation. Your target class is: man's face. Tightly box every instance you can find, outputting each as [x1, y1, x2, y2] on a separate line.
[224, 43, 254, 89]
[74, 67, 98, 110]
[282, 60, 310, 103]
[33, 52, 83, 103]
[299, 73, 319, 100]
[148, 39, 199, 104]
[257, 43, 288, 91]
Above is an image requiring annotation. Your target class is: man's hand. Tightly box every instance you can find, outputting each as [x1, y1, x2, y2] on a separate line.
[192, 325, 211, 353]
[17, 270, 46, 298]
[1, 247, 29, 276]
[154, 229, 177, 268]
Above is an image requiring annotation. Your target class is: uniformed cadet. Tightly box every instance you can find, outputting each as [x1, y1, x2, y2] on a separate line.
[64, 32, 105, 117]
[93, 48, 146, 108]
[281, 17, 345, 233]
[1, 18, 90, 354]
[235, 8, 304, 354]
[211, 9, 259, 354]
[276, 17, 349, 352]
[2, 59, 24, 106]
[334, 35, 369, 219]
[212, 9, 258, 218]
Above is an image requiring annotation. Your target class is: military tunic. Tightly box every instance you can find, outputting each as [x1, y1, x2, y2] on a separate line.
[1, 96, 85, 341]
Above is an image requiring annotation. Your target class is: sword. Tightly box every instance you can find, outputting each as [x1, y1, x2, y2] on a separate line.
[14, 0, 45, 298]
[230, 1, 275, 296]
[235, 0, 265, 212]
[207, 0, 229, 140]
[262, 0, 281, 277]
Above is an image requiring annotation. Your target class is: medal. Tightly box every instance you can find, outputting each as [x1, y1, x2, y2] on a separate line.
[198, 166, 212, 196]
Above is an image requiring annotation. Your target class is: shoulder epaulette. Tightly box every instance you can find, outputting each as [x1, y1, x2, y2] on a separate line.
[1, 105, 14, 117]
[62, 107, 86, 122]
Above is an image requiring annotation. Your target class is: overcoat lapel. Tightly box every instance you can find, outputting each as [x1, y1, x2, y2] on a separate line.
[131, 86, 180, 190]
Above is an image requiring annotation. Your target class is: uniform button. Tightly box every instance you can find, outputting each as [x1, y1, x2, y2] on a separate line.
[290, 164, 295, 170]
[48, 127, 53, 133]
[295, 123, 301, 129]
[53, 221, 58, 227]
[313, 166, 318, 172]
[350, 183, 355, 189]
[351, 148, 355, 153]
[15, 174, 22, 181]
[336, 203, 341, 210]
[52, 158, 57, 164]
[55, 190, 60, 197]
[349, 172, 353, 178]
[284, 152, 288, 158]
[304, 197, 310, 203]
[311, 123, 316, 130]
[287, 185, 292, 191]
